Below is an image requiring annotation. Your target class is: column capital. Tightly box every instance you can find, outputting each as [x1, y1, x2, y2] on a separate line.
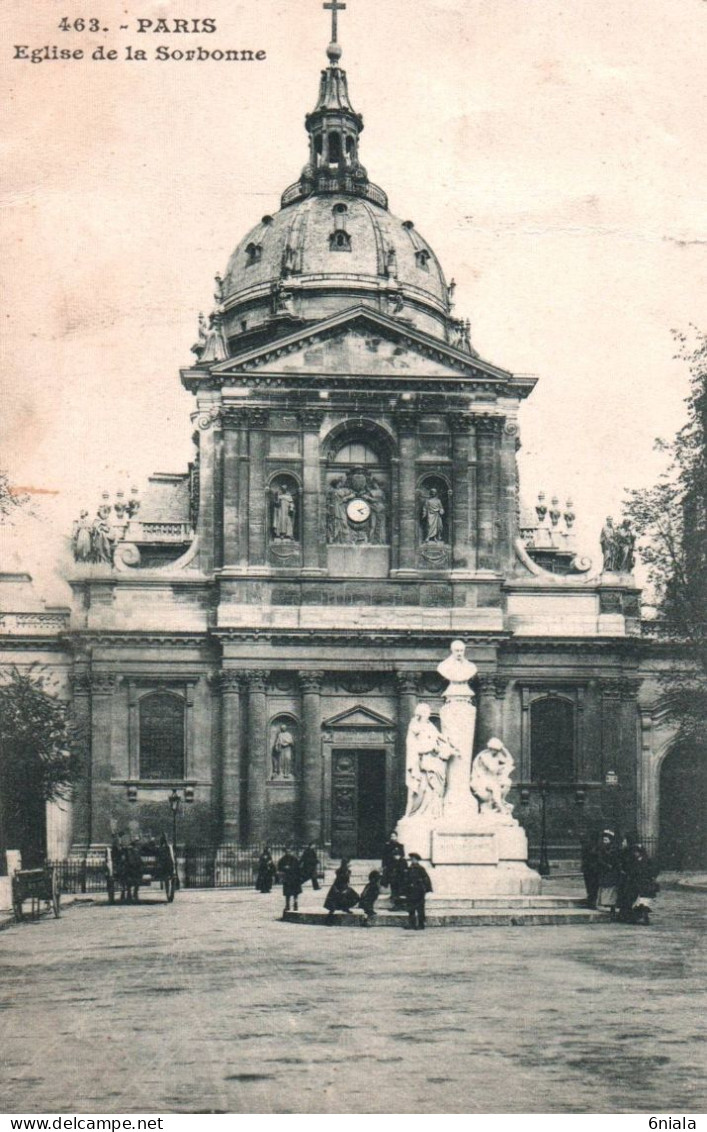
[218, 670, 244, 694]
[478, 674, 508, 700]
[242, 669, 270, 692]
[619, 677, 643, 701]
[395, 670, 419, 695]
[247, 407, 269, 430]
[448, 412, 473, 434]
[472, 413, 505, 437]
[70, 670, 92, 696]
[299, 408, 325, 431]
[89, 672, 117, 695]
[300, 670, 325, 693]
[397, 413, 418, 437]
[222, 406, 249, 428]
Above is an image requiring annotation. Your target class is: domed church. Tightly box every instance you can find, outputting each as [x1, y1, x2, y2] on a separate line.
[4, 3, 686, 870]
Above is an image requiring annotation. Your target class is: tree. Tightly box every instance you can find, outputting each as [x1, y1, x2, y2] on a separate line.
[0, 668, 82, 868]
[623, 327, 707, 757]
[0, 469, 29, 524]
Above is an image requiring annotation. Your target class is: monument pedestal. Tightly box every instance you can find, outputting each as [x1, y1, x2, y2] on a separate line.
[426, 821, 541, 900]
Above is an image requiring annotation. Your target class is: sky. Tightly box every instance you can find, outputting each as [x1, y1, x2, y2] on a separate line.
[1, 0, 705, 602]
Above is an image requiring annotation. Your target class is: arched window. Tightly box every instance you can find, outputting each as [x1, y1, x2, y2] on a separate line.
[139, 692, 185, 780]
[245, 242, 262, 267]
[333, 441, 380, 466]
[328, 131, 342, 164]
[330, 230, 351, 252]
[530, 697, 574, 782]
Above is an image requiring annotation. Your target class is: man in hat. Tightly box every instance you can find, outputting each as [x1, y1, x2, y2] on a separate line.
[403, 853, 433, 930]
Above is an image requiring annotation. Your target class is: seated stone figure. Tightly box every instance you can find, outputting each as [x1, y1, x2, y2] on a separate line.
[470, 738, 515, 818]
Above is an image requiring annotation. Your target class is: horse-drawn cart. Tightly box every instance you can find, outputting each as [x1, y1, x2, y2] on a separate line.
[106, 837, 178, 904]
[12, 865, 61, 922]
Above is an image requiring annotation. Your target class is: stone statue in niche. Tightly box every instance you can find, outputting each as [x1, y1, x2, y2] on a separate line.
[270, 480, 297, 541]
[271, 723, 295, 779]
[404, 703, 456, 821]
[420, 486, 445, 543]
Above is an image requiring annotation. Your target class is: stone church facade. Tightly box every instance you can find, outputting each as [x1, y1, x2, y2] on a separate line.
[1, 19, 696, 866]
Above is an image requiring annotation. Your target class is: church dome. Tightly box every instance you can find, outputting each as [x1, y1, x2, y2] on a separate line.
[219, 196, 451, 344]
[214, 24, 457, 351]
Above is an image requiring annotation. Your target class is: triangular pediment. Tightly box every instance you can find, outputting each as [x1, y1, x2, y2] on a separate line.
[212, 306, 512, 383]
[322, 703, 395, 730]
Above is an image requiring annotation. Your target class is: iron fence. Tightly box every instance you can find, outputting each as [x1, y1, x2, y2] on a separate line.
[182, 844, 326, 889]
[48, 856, 108, 894]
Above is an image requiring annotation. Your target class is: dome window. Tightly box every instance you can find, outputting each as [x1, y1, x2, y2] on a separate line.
[333, 202, 348, 215]
[327, 131, 342, 165]
[330, 229, 352, 252]
[245, 242, 262, 267]
[415, 249, 431, 271]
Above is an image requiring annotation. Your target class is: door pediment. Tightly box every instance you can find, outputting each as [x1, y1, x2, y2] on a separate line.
[323, 704, 394, 730]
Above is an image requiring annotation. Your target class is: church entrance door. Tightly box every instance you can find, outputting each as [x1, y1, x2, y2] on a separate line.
[331, 749, 387, 859]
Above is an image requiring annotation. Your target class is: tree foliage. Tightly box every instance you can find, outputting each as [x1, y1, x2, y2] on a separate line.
[623, 327, 707, 755]
[0, 469, 29, 524]
[0, 667, 83, 863]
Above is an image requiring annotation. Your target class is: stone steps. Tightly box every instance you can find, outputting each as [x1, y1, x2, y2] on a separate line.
[283, 906, 606, 928]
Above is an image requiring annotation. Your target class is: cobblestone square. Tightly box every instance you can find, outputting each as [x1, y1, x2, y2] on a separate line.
[0, 885, 704, 1115]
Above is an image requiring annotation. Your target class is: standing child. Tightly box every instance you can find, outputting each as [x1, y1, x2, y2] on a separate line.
[403, 853, 432, 930]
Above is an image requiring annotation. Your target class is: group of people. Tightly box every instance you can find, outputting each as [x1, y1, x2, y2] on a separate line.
[256, 832, 434, 929]
[323, 832, 432, 930]
[255, 843, 320, 911]
[581, 828, 659, 924]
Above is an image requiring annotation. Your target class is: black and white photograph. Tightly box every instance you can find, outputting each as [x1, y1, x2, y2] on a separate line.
[0, 0, 705, 1119]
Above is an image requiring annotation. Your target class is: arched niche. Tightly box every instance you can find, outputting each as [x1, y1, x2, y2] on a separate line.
[659, 742, 707, 869]
[268, 713, 299, 781]
[267, 472, 302, 566]
[323, 421, 393, 549]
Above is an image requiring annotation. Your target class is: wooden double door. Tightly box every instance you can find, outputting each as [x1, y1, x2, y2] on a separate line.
[331, 748, 387, 859]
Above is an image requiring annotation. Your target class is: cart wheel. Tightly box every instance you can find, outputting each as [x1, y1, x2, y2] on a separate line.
[107, 879, 115, 905]
[166, 877, 176, 902]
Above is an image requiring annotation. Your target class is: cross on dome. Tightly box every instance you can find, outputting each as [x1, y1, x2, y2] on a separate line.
[324, 0, 346, 43]
[323, 0, 346, 63]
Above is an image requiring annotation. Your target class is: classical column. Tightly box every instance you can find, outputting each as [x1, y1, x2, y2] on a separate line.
[300, 409, 326, 575]
[220, 671, 244, 843]
[193, 401, 223, 573]
[395, 671, 419, 822]
[618, 678, 641, 832]
[89, 672, 116, 845]
[476, 675, 508, 747]
[394, 414, 418, 575]
[244, 670, 269, 842]
[247, 408, 269, 568]
[474, 415, 503, 572]
[499, 420, 520, 572]
[222, 408, 246, 566]
[300, 671, 325, 843]
[69, 665, 92, 848]
[449, 413, 474, 573]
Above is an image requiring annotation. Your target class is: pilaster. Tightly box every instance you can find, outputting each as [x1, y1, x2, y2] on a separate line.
[300, 409, 327, 575]
[89, 672, 117, 844]
[219, 670, 244, 843]
[300, 671, 325, 842]
[243, 670, 270, 841]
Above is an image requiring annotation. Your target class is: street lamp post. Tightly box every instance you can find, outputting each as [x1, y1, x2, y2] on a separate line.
[168, 789, 181, 886]
[538, 778, 551, 878]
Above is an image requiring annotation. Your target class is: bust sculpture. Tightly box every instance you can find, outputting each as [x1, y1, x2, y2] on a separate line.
[437, 639, 477, 686]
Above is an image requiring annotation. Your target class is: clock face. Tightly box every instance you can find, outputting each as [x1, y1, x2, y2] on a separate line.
[346, 497, 371, 524]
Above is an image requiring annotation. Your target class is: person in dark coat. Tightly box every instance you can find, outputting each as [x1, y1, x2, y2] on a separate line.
[403, 853, 432, 930]
[323, 858, 359, 922]
[595, 829, 621, 919]
[255, 847, 276, 894]
[277, 847, 302, 913]
[581, 829, 601, 908]
[382, 832, 407, 908]
[358, 870, 381, 926]
[617, 842, 659, 924]
[299, 843, 320, 890]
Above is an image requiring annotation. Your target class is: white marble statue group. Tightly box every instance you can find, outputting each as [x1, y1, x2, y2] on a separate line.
[403, 640, 516, 827]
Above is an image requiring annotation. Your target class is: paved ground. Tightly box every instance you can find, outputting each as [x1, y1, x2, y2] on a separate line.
[0, 883, 704, 1115]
